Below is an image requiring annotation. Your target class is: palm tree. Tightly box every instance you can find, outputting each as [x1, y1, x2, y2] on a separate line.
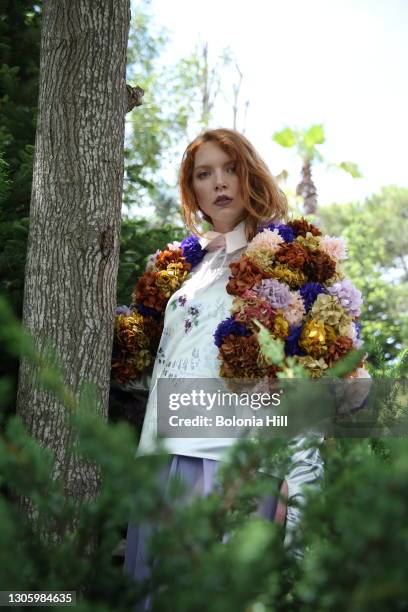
[273, 124, 362, 217]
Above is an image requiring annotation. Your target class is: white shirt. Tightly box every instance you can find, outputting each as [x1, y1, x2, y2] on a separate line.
[137, 220, 248, 459]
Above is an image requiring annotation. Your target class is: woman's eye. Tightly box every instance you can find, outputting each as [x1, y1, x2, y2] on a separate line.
[197, 171, 209, 179]
[227, 166, 236, 173]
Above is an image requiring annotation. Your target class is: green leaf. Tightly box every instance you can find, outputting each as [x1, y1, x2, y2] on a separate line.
[303, 123, 325, 147]
[272, 127, 297, 148]
[338, 161, 363, 178]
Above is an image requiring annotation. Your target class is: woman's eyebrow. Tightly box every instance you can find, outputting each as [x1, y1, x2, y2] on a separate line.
[194, 161, 234, 170]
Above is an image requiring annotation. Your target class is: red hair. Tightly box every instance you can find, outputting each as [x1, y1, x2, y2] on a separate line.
[178, 128, 288, 241]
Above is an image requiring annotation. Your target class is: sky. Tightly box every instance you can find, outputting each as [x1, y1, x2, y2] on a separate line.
[130, 0, 408, 207]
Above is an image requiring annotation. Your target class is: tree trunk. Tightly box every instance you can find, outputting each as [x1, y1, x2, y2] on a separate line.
[16, 0, 131, 509]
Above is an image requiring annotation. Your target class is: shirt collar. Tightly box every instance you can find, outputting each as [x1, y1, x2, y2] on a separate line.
[198, 220, 248, 254]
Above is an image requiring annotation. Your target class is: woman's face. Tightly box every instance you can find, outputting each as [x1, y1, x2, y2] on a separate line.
[192, 141, 247, 233]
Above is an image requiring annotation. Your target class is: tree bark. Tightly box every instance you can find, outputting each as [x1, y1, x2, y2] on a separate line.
[16, 0, 131, 508]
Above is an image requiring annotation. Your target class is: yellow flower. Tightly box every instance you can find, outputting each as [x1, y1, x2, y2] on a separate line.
[310, 294, 352, 331]
[297, 355, 329, 378]
[273, 314, 290, 339]
[246, 247, 275, 273]
[299, 320, 327, 357]
[269, 263, 306, 289]
[296, 232, 321, 251]
[156, 267, 186, 296]
[115, 313, 149, 350]
[134, 349, 152, 370]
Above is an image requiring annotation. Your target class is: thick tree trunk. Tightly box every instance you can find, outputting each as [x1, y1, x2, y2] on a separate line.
[16, 0, 131, 508]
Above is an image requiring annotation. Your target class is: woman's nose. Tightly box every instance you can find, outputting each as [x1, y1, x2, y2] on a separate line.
[215, 171, 227, 189]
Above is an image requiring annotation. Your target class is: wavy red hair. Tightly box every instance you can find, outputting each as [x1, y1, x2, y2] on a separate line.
[178, 128, 288, 241]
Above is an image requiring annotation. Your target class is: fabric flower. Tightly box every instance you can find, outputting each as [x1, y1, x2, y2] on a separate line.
[265, 223, 295, 243]
[155, 248, 187, 271]
[297, 355, 329, 378]
[299, 320, 328, 357]
[246, 248, 276, 273]
[247, 228, 284, 254]
[132, 271, 168, 312]
[272, 314, 290, 339]
[167, 240, 182, 251]
[226, 256, 266, 296]
[285, 325, 306, 356]
[116, 305, 132, 316]
[305, 250, 336, 283]
[219, 335, 269, 378]
[252, 278, 293, 309]
[287, 218, 322, 238]
[295, 233, 321, 251]
[299, 282, 326, 312]
[133, 302, 163, 321]
[156, 267, 186, 297]
[310, 293, 353, 332]
[269, 263, 306, 289]
[111, 351, 152, 384]
[327, 278, 363, 317]
[231, 296, 277, 332]
[319, 235, 347, 260]
[275, 242, 310, 271]
[114, 312, 149, 353]
[283, 291, 306, 325]
[326, 335, 353, 366]
[343, 322, 363, 348]
[214, 316, 251, 348]
[145, 249, 161, 272]
[180, 235, 206, 267]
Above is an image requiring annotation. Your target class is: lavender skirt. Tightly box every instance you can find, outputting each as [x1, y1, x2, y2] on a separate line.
[123, 454, 283, 611]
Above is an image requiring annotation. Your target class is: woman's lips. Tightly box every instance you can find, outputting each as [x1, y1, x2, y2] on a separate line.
[214, 197, 233, 206]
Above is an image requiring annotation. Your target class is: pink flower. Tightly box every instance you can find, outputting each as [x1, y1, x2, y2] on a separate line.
[247, 228, 284, 254]
[319, 235, 347, 260]
[145, 249, 161, 271]
[281, 291, 306, 326]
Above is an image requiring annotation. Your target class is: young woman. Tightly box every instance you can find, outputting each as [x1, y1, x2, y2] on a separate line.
[121, 129, 328, 602]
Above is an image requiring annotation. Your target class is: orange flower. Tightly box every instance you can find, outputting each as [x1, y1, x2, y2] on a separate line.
[288, 218, 322, 237]
[155, 248, 190, 271]
[326, 336, 353, 365]
[275, 242, 310, 271]
[219, 335, 269, 378]
[132, 271, 168, 312]
[305, 250, 336, 283]
[226, 256, 269, 297]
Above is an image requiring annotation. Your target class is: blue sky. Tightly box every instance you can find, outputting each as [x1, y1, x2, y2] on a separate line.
[131, 0, 408, 207]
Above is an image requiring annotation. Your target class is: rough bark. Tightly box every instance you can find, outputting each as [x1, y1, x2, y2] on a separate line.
[16, 0, 131, 508]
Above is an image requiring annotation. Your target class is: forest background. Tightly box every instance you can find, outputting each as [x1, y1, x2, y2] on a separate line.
[0, 1, 408, 610]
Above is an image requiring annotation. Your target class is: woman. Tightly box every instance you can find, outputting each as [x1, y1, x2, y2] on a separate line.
[121, 129, 328, 601]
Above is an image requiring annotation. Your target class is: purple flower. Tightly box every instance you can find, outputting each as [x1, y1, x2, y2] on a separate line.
[265, 223, 295, 243]
[188, 306, 199, 316]
[253, 278, 293, 309]
[178, 295, 187, 307]
[284, 325, 306, 357]
[327, 279, 362, 317]
[180, 235, 206, 267]
[355, 321, 362, 339]
[184, 319, 192, 333]
[214, 316, 251, 348]
[299, 282, 326, 311]
[116, 305, 131, 316]
[132, 302, 162, 321]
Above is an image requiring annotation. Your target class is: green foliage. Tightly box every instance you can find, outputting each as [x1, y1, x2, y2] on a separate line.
[1, 295, 408, 609]
[320, 186, 408, 362]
